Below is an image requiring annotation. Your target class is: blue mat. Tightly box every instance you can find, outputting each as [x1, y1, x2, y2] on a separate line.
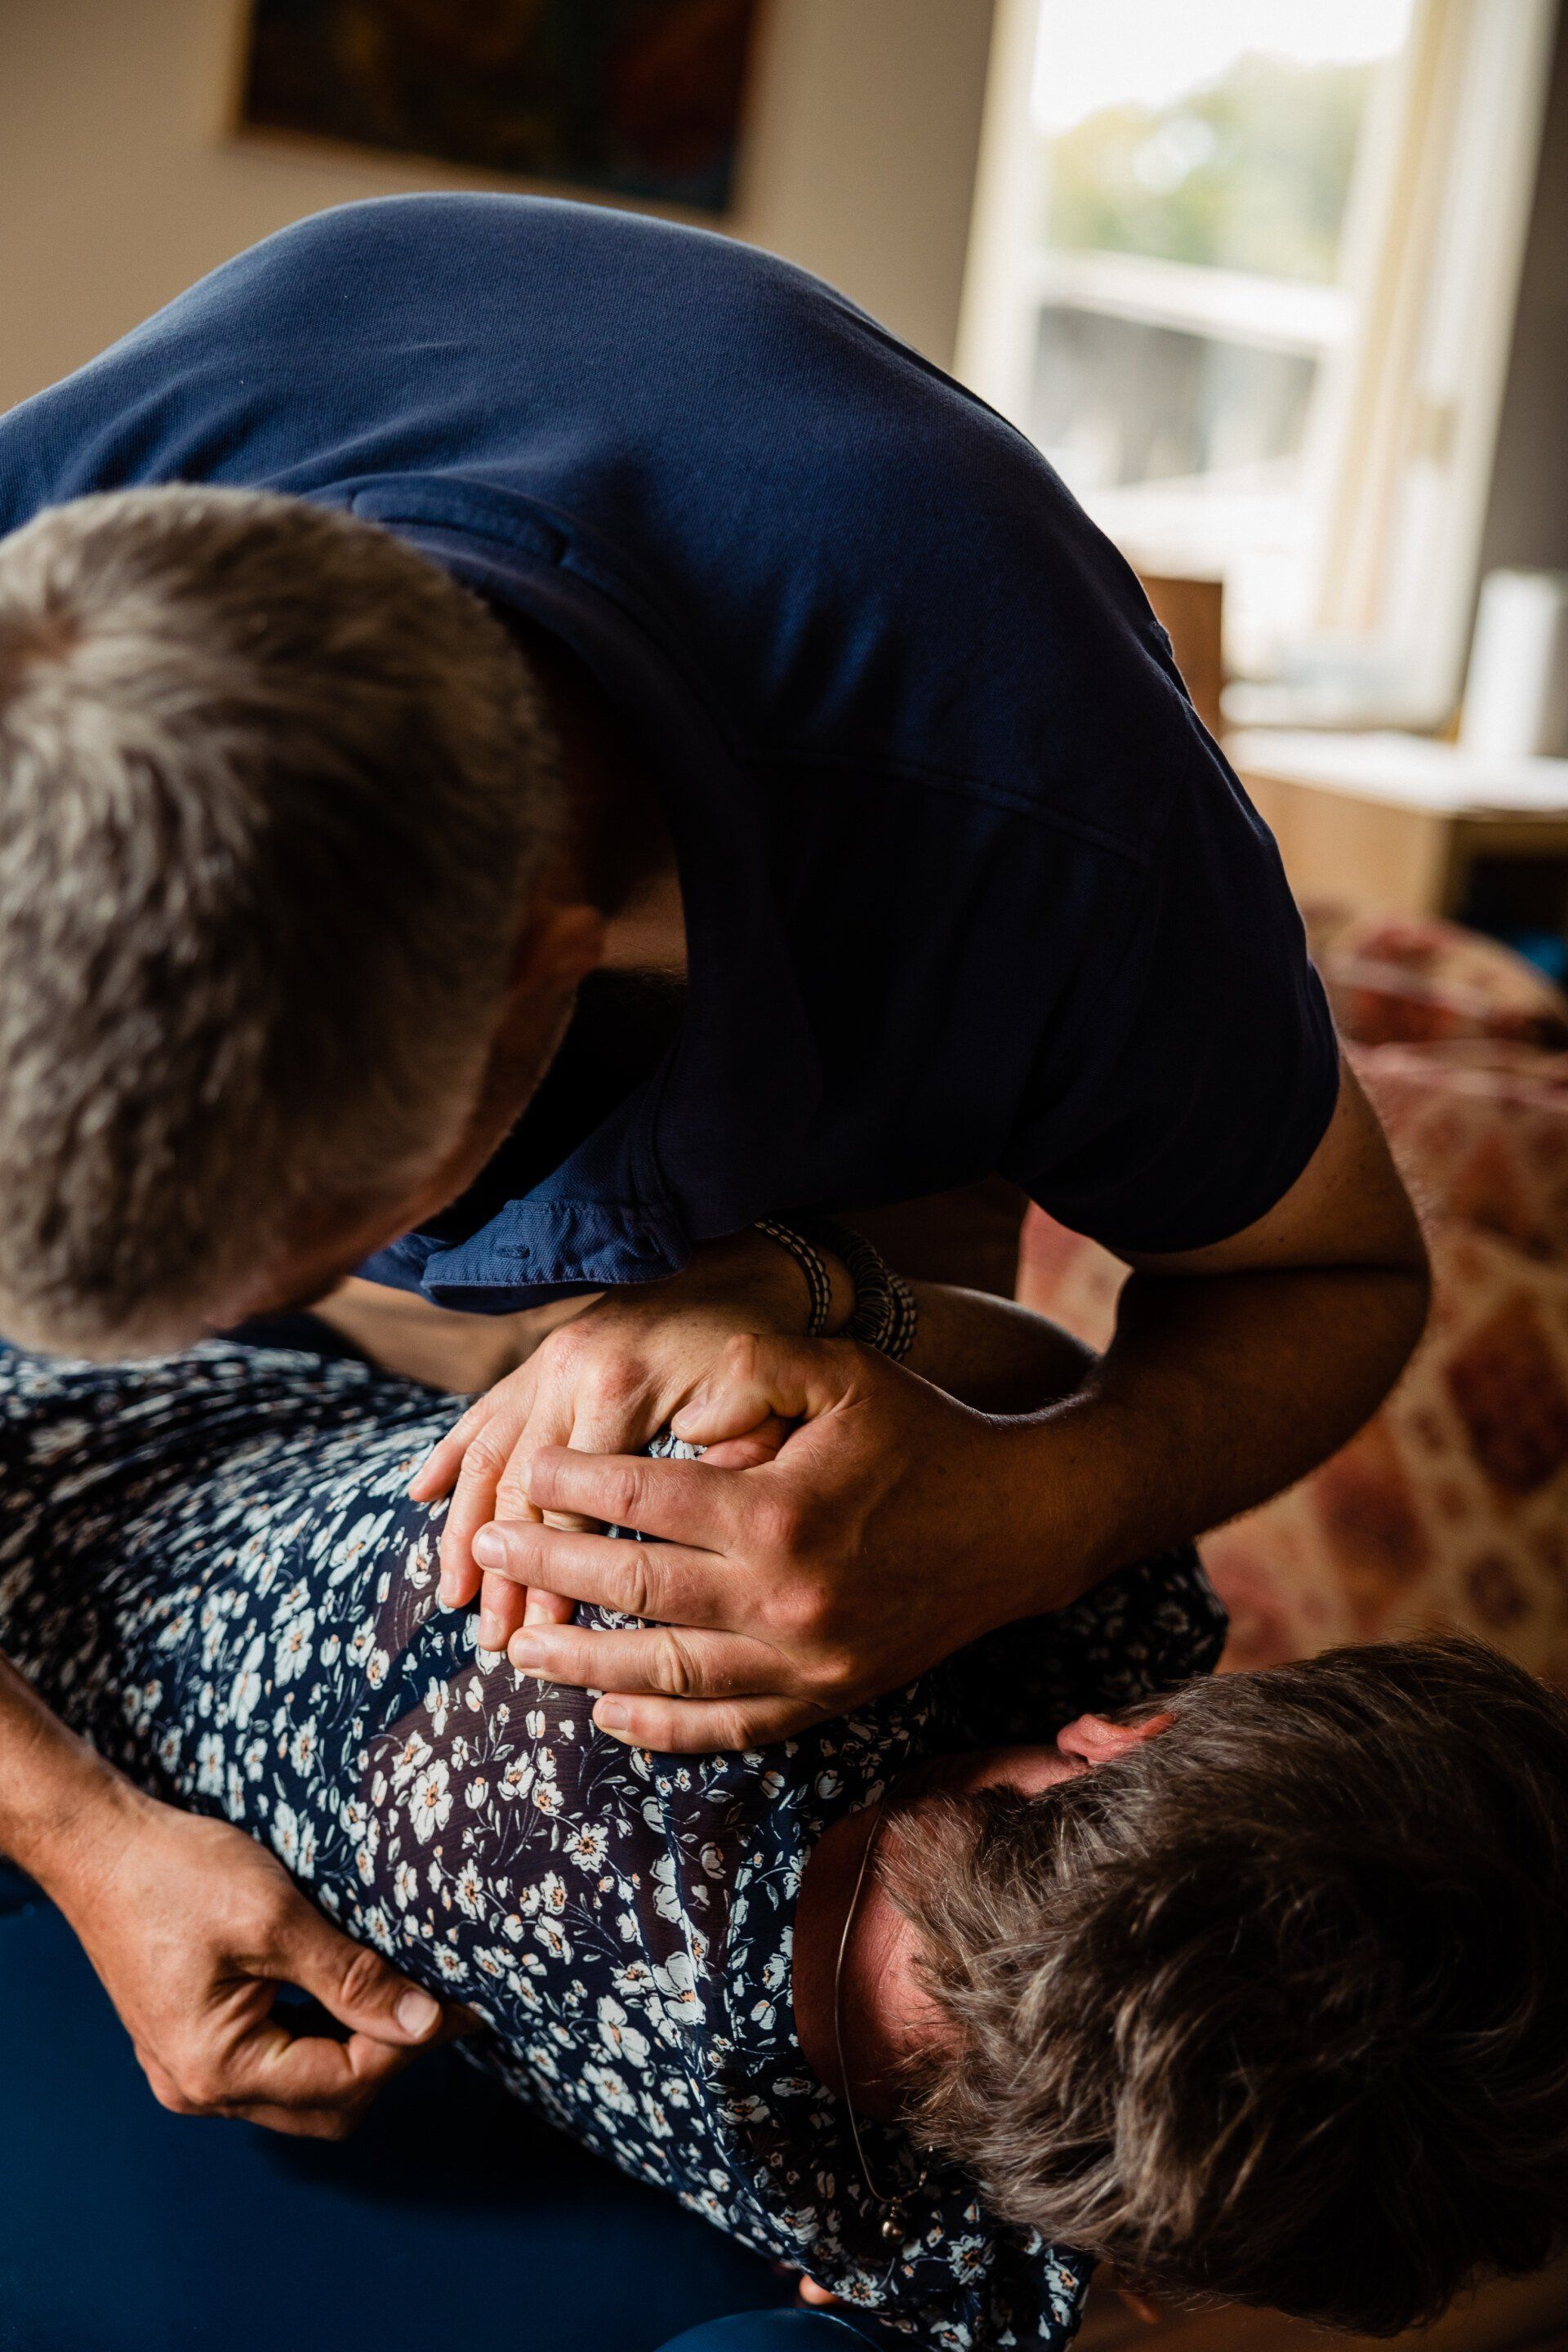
[0, 1863, 787, 2352]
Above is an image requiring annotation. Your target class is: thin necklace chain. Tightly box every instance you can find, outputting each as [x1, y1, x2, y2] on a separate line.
[831, 1800, 923, 2240]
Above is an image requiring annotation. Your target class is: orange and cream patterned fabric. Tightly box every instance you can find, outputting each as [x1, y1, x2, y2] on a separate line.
[1017, 910, 1568, 1682]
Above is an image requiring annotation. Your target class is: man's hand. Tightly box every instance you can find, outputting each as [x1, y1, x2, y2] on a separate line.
[54, 1784, 461, 2139]
[469, 1062, 1429, 1753]
[469, 1337, 1036, 1751]
[409, 1231, 845, 1655]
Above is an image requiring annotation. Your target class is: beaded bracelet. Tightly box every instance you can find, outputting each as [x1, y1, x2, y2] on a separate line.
[752, 1218, 918, 1362]
[752, 1218, 835, 1338]
[799, 1216, 919, 1364]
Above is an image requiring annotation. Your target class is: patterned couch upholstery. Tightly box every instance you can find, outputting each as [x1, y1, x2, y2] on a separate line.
[1017, 906, 1568, 1679]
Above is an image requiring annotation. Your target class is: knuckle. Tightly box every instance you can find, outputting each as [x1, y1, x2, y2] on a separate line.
[754, 1493, 805, 1560]
[765, 1575, 826, 1643]
[492, 1468, 537, 1520]
[268, 2106, 344, 2141]
[724, 1700, 788, 1749]
[463, 1432, 514, 1485]
[633, 1707, 692, 1753]
[812, 1650, 862, 1706]
[539, 1322, 588, 1376]
[656, 1630, 702, 1699]
[314, 2105, 360, 2143]
[599, 1462, 647, 1528]
[335, 1943, 390, 2014]
[580, 1352, 646, 1413]
[481, 1524, 532, 1578]
[613, 1552, 655, 1623]
[179, 2061, 229, 2113]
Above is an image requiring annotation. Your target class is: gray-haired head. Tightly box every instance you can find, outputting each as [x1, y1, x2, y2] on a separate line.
[0, 485, 560, 1351]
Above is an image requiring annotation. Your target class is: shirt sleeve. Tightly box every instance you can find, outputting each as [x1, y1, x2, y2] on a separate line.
[1000, 725, 1340, 1255]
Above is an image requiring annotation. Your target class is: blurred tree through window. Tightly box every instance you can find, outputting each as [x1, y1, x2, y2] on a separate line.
[1044, 53, 1370, 283]
[962, 0, 1556, 724]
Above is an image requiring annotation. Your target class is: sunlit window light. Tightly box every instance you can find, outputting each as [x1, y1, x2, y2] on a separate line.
[963, 0, 1554, 728]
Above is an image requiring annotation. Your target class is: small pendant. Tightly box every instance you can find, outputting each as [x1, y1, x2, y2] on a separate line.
[879, 2203, 906, 2243]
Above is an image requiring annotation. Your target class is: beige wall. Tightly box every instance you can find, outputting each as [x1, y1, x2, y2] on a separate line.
[0, 0, 996, 416]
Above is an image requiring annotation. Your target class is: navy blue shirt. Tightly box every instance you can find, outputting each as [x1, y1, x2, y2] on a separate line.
[0, 194, 1338, 1308]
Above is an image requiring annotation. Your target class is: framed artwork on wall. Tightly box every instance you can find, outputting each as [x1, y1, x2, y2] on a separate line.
[237, 0, 765, 214]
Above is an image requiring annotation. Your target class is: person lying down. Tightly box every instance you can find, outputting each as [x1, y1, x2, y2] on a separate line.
[1, 1340, 1566, 2351]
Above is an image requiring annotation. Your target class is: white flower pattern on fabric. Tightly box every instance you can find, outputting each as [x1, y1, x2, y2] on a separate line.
[0, 1341, 1225, 2351]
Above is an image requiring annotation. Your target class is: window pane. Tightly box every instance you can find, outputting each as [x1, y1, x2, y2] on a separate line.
[962, 0, 1553, 716]
[1040, 55, 1378, 283]
[1034, 0, 1415, 283]
[1031, 308, 1318, 492]
[1021, 0, 1415, 677]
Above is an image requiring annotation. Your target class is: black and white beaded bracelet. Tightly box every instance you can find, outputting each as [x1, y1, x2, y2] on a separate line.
[752, 1217, 918, 1364]
[801, 1217, 919, 1364]
[752, 1217, 835, 1338]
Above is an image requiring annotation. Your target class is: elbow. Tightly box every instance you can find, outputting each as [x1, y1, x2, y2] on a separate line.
[1396, 1236, 1433, 1370]
[1393, 1171, 1434, 1325]
[1409, 1223, 1433, 1332]
[1374, 1200, 1433, 1391]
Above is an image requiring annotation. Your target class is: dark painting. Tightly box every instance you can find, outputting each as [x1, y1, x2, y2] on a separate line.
[239, 0, 764, 213]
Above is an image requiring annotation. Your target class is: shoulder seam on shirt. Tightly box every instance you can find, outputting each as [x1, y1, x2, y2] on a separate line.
[737, 744, 1152, 865]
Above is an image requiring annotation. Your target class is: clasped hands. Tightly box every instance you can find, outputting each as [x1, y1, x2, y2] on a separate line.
[409, 1231, 1046, 1751]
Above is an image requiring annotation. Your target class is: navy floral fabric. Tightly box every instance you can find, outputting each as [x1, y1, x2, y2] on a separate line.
[0, 1342, 1226, 2349]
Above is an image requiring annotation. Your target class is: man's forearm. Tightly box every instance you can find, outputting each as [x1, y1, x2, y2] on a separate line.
[492, 1071, 1434, 1747]
[905, 1281, 1097, 1413]
[1003, 1258, 1430, 1603]
[0, 1651, 135, 1894]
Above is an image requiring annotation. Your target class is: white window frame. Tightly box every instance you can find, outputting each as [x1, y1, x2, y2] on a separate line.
[956, 0, 1560, 729]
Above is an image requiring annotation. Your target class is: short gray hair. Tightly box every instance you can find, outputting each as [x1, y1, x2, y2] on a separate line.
[0, 486, 559, 1351]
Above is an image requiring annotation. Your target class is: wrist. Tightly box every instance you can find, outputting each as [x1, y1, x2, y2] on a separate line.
[0, 1656, 148, 1903]
[28, 1769, 154, 1921]
[738, 1225, 853, 1337]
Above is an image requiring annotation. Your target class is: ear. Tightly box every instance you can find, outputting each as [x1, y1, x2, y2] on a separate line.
[1056, 1710, 1175, 1766]
[507, 900, 606, 994]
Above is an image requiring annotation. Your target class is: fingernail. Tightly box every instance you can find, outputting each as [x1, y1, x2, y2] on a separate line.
[437, 1575, 463, 1611]
[508, 1633, 546, 1669]
[471, 1527, 506, 1570]
[595, 1700, 630, 1731]
[397, 1989, 441, 2038]
[477, 1613, 506, 1652]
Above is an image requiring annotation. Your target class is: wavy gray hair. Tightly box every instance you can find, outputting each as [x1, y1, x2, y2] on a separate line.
[0, 486, 559, 1350]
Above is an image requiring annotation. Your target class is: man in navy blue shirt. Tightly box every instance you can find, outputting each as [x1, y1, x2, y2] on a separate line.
[0, 198, 1426, 2135]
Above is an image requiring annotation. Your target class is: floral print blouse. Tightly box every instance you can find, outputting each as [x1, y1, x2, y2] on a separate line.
[0, 1340, 1227, 2350]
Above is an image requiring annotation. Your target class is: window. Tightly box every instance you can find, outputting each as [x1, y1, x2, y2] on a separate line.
[959, 0, 1558, 726]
